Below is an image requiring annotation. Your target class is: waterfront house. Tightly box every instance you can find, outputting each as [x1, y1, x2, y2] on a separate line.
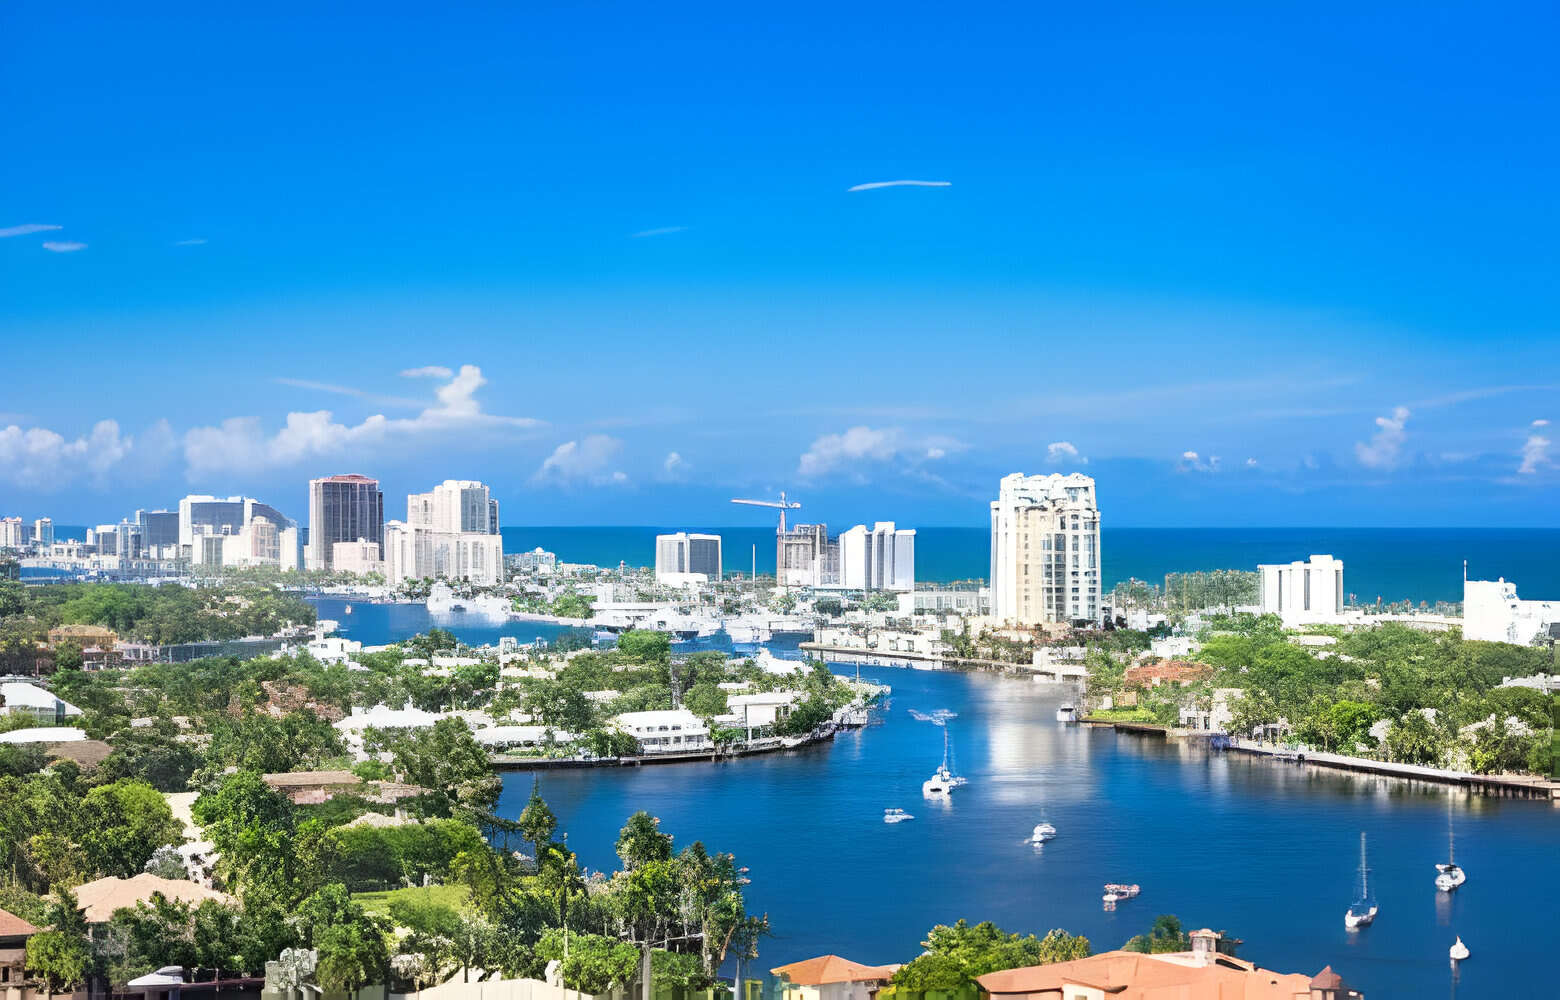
[771, 955, 898, 1000]
[611, 709, 712, 753]
[720, 691, 799, 730]
[977, 932, 1362, 1000]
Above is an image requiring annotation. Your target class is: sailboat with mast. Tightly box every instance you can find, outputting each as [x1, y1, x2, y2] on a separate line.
[1436, 800, 1467, 891]
[1344, 832, 1377, 929]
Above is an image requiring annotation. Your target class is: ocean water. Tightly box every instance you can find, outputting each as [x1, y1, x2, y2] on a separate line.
[501, 526, 1560, 605]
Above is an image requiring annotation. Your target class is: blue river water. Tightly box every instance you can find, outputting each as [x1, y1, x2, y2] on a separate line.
[309, 599, 1555, 999]
[500, 526, 1560, 605]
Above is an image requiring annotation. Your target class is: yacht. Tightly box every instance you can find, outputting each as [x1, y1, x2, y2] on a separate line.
[923, 765, 956, 797]
[1449, 937, 1469, 961]
[883, 808, 914, 824]
[1435, 801, 1467, 892]
[1344, 832, 1378, 929]
[343, 604, 353, 614]
[1030, 822, 1057, 844]
[1056, 704, 1078, 723]
[1104, 883, 1140, 898]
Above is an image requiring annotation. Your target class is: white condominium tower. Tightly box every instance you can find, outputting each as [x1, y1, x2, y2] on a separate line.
[990, 473, 1100, 625]
[654, 532, 723, 585]
[307, 474, 384, 572]
[384, 479, 504, 585]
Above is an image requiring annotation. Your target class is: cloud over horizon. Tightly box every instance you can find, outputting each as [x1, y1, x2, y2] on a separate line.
[533, 435, 627, 486]
[1355, 406, 1411, 469]
[846, 180, 952, 192]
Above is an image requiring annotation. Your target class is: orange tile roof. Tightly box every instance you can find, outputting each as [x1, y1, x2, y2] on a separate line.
[978, 951, 1333, 1000]
[771, 955, 899, 986]
[0, 907, 40, 939]
[71, 873, 235, 923]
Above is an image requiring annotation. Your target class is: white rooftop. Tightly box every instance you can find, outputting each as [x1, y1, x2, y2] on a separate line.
[0, 725, 87, 744]
[1, 681, 83, 716]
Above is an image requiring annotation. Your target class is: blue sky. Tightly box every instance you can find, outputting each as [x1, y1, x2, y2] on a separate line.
[2, 2, 1557, 527]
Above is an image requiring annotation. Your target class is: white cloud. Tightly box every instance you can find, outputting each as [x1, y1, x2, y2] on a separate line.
[798, 426, 901, 477]
[846, 180, 952, 192]
[631, 226, 688, 238]
[1178, 450, 1220, 473]
[401, 365, 453, 379]
[1354, 406, 1410, 469]
[185, 364, 540, 474]
[532, 435, 626, 485]
[0, 224, 61, 238]
[663, 451, 688, 477]
[1245, 457, 1258, 467]
[1519, 421, 1552, 475]
[797, 426, 964, 478]
[1046, 441, 1087, 465]
[42, 241, 87, 253]
[274, 378, 423, 408]
[0, 419, 170, 490]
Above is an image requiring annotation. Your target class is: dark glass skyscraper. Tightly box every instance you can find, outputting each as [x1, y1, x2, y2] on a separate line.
[307, 474, 384, 571]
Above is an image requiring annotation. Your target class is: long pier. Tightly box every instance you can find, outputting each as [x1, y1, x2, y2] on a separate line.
[1226, 739, 1560, 800]
[489, 728, 841, 771]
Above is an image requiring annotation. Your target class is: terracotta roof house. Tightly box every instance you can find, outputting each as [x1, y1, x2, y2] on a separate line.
[1124, 660, 1214, 688]
[771, 955, 899, 1000]
[0, 906, 40, 993]
[978, 946, 1362, 1000]
[71, 873, 235, 924]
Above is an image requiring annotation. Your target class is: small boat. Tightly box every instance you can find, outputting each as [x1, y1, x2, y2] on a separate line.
[1435, 800, 1466, 892]
[923, 766, 956, 797]
[1056, 704, 1078, 723]
[343, 604, 353, 614]
[1449, 937, 1469, 961]
[1102, 890, 1120, 903]
[1030, 822, 1057, 844]
[1345, 832, 1378, 929]
[1104, 883, 1140, 898]
[883, 808, 914, 824]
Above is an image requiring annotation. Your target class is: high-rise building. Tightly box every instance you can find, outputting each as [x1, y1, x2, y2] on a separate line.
[655, 532, 722, 584]
[0, 517, 24, 551]
[136, 510, 178, 559]
[838, 522, 915, 592]
[990, 473, 1101, 625]
[32, 518, 53, 548]
[383, 479, 502, 584]
[177, 495, 295, 567]
[1259, 555, 1344, 627]
[307, 475, 384, 572]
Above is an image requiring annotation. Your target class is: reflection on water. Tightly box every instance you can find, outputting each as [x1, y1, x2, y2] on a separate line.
[499, 665, 1551, 1000]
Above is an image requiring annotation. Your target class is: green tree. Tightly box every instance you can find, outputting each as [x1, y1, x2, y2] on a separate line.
[1123, 915, 1191, 954]
[79, 779, 184, 877]
[890, 920, 1088, 990]
[25, 930, 91, 991]
[518, 778, 558, 860]
[1385, 712, 1444, 766]
[615, 812, 673, 871]
[388, 717, 502, 814]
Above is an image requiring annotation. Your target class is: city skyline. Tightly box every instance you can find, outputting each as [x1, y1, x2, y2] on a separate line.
[4, 4, 1558, 526]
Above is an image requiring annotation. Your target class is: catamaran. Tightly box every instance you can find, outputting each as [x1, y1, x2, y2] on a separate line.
[1030, 822, 1057, 844]
[1435, 800, 1466, 892]
[1344, 832, 1378, 929]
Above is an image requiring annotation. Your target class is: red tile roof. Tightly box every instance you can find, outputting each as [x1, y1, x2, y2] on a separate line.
[0, 907, 40, 939]
[770, 955, 899, 986]
[978, 950, 1336, 1000]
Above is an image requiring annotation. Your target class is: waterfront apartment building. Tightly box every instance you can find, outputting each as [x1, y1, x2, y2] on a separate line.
[383, 479, 503, 585]
[838, 522, 915, 591]
[1258, 554, 1344, 627]
[989, 472, 1101, 625]
[1464, 575, 1558, 645]
[306, 475, 384, 572]
[655, 531, 723, 585]
[32, 518, 53, 548]
[0, 517, 23, 551]
[134, 510, 178, 559]
[776, 521, 915, 591]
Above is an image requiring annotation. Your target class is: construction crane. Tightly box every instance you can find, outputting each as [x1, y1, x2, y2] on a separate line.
[731, 491, 801, 589]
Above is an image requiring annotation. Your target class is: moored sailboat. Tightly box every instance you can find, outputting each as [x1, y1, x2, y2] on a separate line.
[1344, 831, 1377, 929]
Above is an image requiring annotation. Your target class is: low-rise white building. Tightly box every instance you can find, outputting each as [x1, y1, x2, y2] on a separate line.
[1464, 577, 1559, 645]
[720, 691, 799, 730]
[306, 636, 363, 664]
[332, 539, 384, 577]
[0, 681, 83, 723]
[612, 708, 712, 753]
[655, 532, 722, 586]
[1258, 554, 1344, 627]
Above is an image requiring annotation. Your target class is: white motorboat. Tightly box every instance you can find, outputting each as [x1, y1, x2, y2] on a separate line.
[1435, 800, 1467, 892]
[1056, 704, 1078, 723]
[343, 604, 353, 614]
[1345, 832, 1378, 929]
[1030, 822, 1057, 844]
[1449, 937, 1469, 961]
[1104, 883, 1140, 898]
[883, 808, 914, 824]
